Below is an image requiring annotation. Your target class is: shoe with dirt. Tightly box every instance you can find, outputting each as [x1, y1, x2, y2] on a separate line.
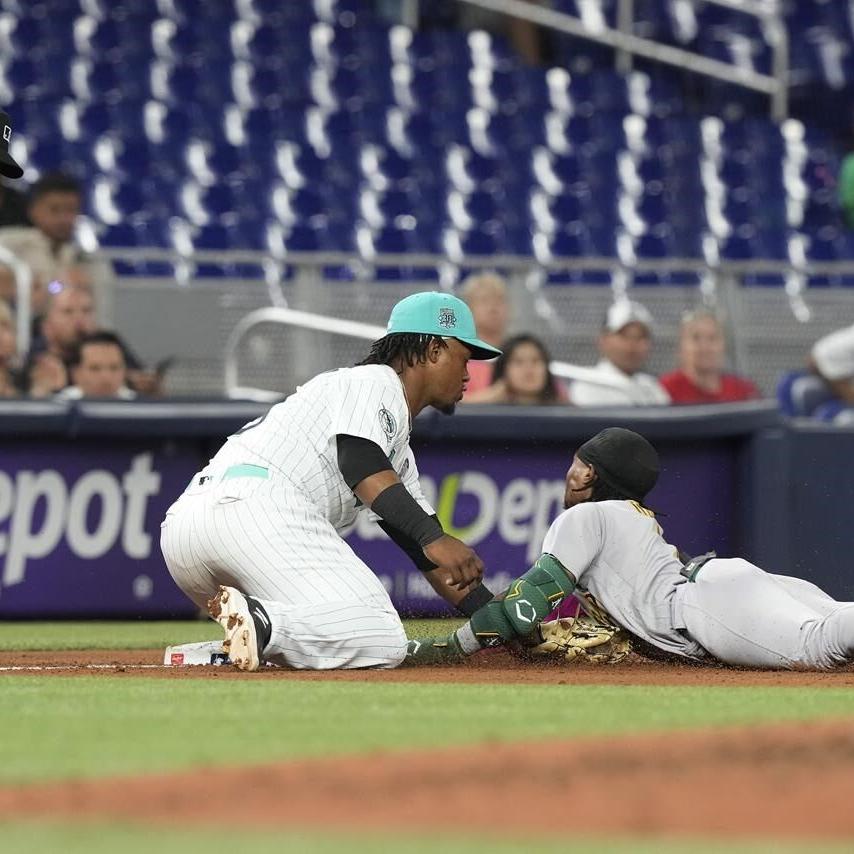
[207, 586, 262, 672]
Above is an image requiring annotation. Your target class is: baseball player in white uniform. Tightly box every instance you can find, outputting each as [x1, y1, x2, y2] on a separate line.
[408, 428, 854, 670]
[160, 292, 501, 670]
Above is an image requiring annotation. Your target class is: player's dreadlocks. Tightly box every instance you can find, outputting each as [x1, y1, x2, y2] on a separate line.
[357, 333, 448, 369]
[588, 479, 634, 503]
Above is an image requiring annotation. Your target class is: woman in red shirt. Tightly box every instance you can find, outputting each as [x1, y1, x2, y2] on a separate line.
[660, 309, 759, 404]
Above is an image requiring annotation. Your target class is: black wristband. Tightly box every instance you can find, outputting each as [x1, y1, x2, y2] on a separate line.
[377, 519, 439, 573]
[371, 482, 444, 547]
[457, 583, 495, 617]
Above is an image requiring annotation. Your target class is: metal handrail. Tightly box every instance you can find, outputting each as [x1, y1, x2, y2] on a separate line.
[97, 247, 854, 277]
[456, 0, 789, 119]
[223, 306, 663, 400]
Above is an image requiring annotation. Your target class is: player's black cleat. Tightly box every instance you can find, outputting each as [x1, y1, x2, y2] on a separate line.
[245, 595, 273, 652]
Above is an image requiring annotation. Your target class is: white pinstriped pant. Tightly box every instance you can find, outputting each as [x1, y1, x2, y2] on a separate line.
[159, 473, 407, 670]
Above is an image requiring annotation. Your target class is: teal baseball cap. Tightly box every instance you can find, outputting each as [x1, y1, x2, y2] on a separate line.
[386, 291, 502, 360]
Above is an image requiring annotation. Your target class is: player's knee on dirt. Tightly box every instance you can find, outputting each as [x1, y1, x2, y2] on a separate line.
[470, 554, 576, 643]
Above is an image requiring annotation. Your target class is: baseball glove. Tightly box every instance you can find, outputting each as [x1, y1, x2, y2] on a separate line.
[530, 613, 632, 664]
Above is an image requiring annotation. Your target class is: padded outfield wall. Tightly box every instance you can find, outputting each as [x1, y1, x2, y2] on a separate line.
[0, 399, 849, 617]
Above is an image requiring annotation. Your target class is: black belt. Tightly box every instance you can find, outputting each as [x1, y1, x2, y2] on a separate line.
[680, 551, 716, 582]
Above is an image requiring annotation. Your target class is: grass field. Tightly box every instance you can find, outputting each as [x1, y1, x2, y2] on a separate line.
[2, 620, 853, 853]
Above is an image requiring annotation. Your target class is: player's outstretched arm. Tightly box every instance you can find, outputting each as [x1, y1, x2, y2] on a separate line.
[405, 553, 578, 665]
[337, 434, 485, 591]
[377, 518, 495, 613]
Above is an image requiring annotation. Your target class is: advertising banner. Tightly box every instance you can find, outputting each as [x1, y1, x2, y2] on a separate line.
[343, 441, 736, 616]
[0, 441, 200, 617]
[0, 437, 736, 618]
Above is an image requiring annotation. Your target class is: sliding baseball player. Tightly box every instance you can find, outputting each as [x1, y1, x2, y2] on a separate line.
[408, 427, 854, 670]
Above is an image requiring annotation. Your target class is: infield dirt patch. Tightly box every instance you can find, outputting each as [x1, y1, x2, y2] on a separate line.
[2, 720, 853, 839]
[4, 647, 854, 687]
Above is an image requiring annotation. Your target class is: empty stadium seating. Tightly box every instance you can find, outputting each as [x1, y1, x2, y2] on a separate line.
[0, 0, 853, 283]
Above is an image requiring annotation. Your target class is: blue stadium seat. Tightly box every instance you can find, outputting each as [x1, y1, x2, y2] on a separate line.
[371, 224, 439, 255]
[242, 107, 309, 147]
[193, 222, 263, 252]
[74, 100, 144, 142]
[813, 401, 854, 423]
[634, 229, 673, 259]
[546, 223, 592, 258]
[246, 0, 317, 28]
[107, 136, 152, 178]
[25, 137, 92, 179]
[548, 191, 585, 227]
[0, 0, 846, 280]
[720, 229, 760, 260]
[108, 181, 148, 219]
[2, 56, 40, 99]
[776, 371, 834, 417]
[98, 222, 141, 248]
[806, 227, 842, 262]
[588, 223, 617, 256]
[275, 222, 354, 253]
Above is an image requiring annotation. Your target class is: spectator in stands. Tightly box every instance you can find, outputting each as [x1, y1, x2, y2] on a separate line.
[25, 282, 95, 397]
[460, 271, 510, 399]
[24, 278, 163, 397]
[0, 182, 29, 229]
[0, 172, 115, 326]
[419, 0, 551, 65]
[660, 309, 759, 404]
[0, 110, 27, 228]
[569, 300, 671, 407]
[464, 333, 568, 404]
[839, 146, 854, 230]
[0, 298, 21, 397]
[808, 322, 854, 404]
[55, 331, 136, 400]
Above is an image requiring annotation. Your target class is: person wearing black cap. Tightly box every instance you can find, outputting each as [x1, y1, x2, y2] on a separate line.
[408, 427, 854, 670]
[0, 110, 23, 180]
[0, 110, 30, 229]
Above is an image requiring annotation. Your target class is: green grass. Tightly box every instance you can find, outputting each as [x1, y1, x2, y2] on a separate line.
[4, 676, 854, 784]
[3, 622, 854, 848]
[0, 823, 849, 854]
[0, 619, 464, 651]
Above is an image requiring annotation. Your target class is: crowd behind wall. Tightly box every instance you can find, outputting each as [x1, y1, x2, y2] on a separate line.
[0, 168, 849, 415]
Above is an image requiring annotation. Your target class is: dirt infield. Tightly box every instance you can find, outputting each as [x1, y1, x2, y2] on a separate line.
[4, 649, 854, 839]
[2, 720, 854, 838]
[4, 647, 854, 686]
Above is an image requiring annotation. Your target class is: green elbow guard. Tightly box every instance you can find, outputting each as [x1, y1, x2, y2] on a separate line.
[469, 553, 576, 644]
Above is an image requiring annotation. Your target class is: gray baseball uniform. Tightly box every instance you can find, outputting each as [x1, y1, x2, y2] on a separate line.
[542, 499, 854, 669]
[160, 364, 432, 669]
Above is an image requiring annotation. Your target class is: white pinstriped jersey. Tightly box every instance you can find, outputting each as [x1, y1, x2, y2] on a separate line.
[542, 500, 703, 657]
[202, 364, 434, 531]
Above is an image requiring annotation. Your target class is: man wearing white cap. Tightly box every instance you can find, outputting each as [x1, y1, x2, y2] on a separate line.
[569, 300, 671, 407]
[809, 323, 854, 405]
[160, 291, 501, 671]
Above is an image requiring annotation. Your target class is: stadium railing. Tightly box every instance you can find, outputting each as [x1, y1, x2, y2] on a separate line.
[455, 0, 789, 118]
[99, 247, 854, 401]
